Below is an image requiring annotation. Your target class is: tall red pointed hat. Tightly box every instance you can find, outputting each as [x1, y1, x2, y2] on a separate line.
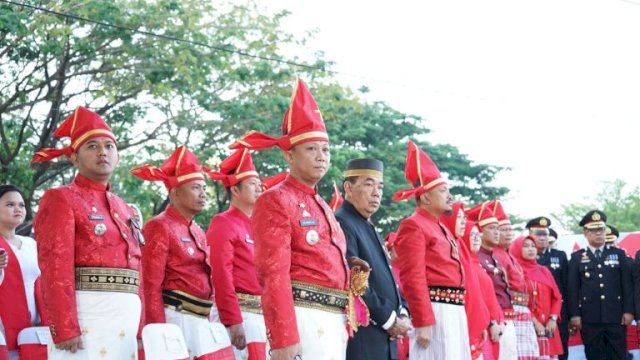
[205, 148, 259, 187]
[392, 141, 447, 201]
[466, 201, 498, 228]
[492, 200, 511, 226]
[230, 77, 329, 150]
[130, 145, 205, 189]
[32, 106, 117, 163]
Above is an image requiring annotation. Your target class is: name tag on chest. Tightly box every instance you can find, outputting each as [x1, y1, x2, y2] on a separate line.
[299, 218, 318, 227]
[180, 237, 192, 242]
[88, 214, 105, 220]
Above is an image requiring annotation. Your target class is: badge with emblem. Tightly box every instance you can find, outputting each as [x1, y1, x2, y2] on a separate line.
[306, 230, 319, 245]
[187, 247, 195, 256]
[94, 223, 107, 236]
[302, 210, 311, 217]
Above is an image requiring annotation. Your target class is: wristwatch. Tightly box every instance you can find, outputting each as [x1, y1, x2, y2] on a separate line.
[549, 315, 558, 321]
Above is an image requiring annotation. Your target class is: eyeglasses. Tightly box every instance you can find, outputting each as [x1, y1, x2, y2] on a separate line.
[471, 232, 482, 239]
[586, 228, 605, 234]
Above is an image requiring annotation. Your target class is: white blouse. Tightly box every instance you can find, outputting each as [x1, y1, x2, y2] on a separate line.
[8, 235, 41, 324]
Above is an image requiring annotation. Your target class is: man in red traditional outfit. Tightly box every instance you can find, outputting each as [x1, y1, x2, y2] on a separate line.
[230, 78, 362, 360]
[206, 148, 266, 360]
[392, 141, 471, 359]
[33, 106, 144, 359]
[131, 145, 232, 359]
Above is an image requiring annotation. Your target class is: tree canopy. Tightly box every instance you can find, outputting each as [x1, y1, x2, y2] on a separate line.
[0, 0, 508, 236]
[554, 179, 640, 233]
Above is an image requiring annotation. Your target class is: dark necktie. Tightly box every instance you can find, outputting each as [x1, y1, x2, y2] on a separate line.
[595, 249, 602, 260]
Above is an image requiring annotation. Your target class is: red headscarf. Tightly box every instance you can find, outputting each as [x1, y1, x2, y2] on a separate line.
[453, 218, 491, 357]
[509, 236, 560, 291]
[439, 202, 465, 237]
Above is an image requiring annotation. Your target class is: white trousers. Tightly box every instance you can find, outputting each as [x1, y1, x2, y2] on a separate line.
[165, 308, 232, 359]
[47, 291, 141, 360]
[499, 320, 518, 360]
[266, 306, 347, 360]
[409, 302, 472, 360]
[210, 308, 266, 359]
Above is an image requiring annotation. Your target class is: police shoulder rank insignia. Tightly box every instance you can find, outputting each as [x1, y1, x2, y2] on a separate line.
[581, 252, 590, 263]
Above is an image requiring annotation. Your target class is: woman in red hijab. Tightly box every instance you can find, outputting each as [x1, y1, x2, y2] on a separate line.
[441, 204, 502, 359]
[510, 236, 563, 359]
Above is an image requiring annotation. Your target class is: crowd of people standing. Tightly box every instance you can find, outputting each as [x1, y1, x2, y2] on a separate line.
[0, 77, 637, 360]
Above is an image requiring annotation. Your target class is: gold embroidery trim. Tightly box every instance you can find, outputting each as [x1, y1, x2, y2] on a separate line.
[75, 267, 139, 294]
[237, 292, 263, 314]
[292, 280, 348, 314]
[71, 129, 116, 150]
[288, 131, 329, 146]
[342, 169, 383, 179]
[162, 289, 213, 318]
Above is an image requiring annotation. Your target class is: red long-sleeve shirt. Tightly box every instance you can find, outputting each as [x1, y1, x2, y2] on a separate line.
[394, 207, 465, 327]
[252, 175, 349, 349]
[207, 206, 262, 326]
[34, 174, 144, 343]
[142, 204, 212, 324]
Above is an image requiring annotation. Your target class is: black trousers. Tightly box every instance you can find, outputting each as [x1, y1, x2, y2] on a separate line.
[558, 320, 569, 360]
[581, 323, 627, 360]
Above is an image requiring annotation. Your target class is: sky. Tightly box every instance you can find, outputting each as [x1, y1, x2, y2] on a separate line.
[261, 0, 640, 229]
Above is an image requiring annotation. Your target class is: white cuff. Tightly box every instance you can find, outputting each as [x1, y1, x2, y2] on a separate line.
[400, 307, 409, 317]
[382, 311, 397, 330]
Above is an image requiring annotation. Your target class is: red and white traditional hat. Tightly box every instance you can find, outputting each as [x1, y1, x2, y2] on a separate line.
[205, 148, 259, 188]
[466, 201, 499, 228]
[392, 141, 447, 201]
[130, 146, 205, 189]
[492, 200, 511, 226]
[260, 171, 288, 191]
[230, 77, 329, 150]
[32, 106, 117, 163]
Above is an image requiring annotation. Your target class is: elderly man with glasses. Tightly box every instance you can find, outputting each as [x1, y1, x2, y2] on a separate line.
[568, 210, 634, 360]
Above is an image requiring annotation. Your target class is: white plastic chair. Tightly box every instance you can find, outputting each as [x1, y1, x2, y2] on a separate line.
[142, 323, 189, 360]
[16, 326, 51, 360]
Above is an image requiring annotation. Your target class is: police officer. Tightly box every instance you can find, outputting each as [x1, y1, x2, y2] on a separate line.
[568, 210, 634, 360]
[529, 218, 569, 360]
[336, 158, 410, 360]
